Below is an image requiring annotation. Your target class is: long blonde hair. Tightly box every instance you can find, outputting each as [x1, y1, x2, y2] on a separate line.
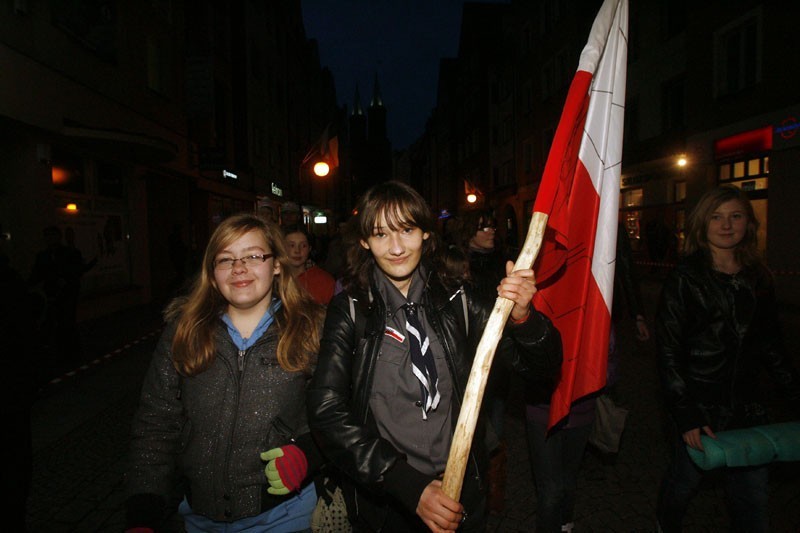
[166, 214, 323, 376]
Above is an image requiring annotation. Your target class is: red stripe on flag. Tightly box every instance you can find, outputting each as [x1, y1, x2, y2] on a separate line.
[532, 71, 593, 285]
[534, 159, 611, 428]
[528, 0, 627, 432]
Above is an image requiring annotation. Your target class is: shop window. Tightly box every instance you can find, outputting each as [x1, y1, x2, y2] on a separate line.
[733, 161, 745, 178]
[622, 188, 643, 208]
[747, 158, 760, 176]
[624, 212, 641, 241]
[718, 154, 769, 192]
[674, 181, 686, 202]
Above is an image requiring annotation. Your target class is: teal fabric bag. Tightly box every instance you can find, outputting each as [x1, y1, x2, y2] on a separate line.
[686, 422, 800, 470]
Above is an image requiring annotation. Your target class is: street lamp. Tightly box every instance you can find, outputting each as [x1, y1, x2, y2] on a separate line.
[313, 161, 330, 177]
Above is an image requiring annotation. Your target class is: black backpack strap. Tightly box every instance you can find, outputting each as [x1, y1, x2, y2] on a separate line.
[349, 295, 367, 344]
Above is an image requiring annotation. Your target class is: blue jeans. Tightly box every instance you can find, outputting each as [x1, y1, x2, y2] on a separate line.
[657, 438, 769, 533]
[526, 419, 592, 533]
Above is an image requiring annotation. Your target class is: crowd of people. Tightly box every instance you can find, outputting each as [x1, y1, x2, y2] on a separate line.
[119, 183, 799, 533]
[8, 181, 793, 533]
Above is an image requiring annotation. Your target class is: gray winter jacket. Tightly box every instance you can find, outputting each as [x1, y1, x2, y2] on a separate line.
[126, 315, 319, 526]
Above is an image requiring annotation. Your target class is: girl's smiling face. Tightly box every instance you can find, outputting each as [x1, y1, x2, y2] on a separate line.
[706, 199, 748, 253]
[213, 229, 280, 315]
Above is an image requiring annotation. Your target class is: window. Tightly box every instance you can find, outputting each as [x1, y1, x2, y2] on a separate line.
[717, 154, 769, 192]
[621, 188, 643, 208]
[674, 182, 686, 203]
[714, 8, 761, 97]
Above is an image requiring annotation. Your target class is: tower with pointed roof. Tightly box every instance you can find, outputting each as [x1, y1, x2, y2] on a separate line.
[366, 74, 392, 184]
[346, 74, 392, 198]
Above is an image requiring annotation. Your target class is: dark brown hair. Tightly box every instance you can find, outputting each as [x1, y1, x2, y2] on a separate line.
[343, 180, 439, 293]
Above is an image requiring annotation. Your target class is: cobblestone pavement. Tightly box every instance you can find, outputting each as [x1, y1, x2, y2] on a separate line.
[26, 277, 800, 532]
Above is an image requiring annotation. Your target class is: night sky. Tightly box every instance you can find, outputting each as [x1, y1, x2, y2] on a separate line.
[302, 0, 510, 151]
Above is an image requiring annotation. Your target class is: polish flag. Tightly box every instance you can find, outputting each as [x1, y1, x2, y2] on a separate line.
[531, 0, 628, 430]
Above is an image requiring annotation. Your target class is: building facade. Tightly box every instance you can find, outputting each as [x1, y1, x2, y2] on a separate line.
[408, 0, 800, 300]
[0, 0, 339, 320]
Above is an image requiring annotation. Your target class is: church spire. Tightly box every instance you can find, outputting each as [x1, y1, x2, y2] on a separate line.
[370, 73, 383, 108]
[352, 84, 364, 116]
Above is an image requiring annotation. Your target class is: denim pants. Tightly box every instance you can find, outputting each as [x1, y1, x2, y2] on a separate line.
[526, 419, 592, 533]
[656, 438, 769, 533]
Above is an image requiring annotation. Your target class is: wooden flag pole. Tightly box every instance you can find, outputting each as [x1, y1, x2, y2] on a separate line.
[442, 211, 550, 500]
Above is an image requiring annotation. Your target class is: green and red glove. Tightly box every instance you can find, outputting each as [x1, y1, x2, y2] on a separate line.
[260, 444, 308, 495]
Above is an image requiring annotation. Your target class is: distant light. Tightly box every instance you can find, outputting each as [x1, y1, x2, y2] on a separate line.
[677, 157, 687, 167]
[222, 169, 238, 179]
[66, 203, 78, 212]
[271, 183, 283, 196]
[314, 214, 328, 224]
[467, 193, 477, 204]
[51, 166, 71, 186]
[313, 162, 330, 177]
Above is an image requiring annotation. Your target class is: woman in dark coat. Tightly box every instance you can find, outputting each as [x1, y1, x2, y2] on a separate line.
[655, 186, 800, 533]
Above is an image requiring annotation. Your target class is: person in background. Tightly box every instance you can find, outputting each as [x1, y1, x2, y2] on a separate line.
[307, 181, 562, 532]
[322, 218, 350, 281]
[451, 209, 511, 513]
[126, 214, 325, 533]
[526, 222, 651, 533]
[613, 222, 650, 344]
[29, 225, 85, 369]
[283, 224, 336, 305]
[0, 224, 37, 530]
[655, 186, 800, 533]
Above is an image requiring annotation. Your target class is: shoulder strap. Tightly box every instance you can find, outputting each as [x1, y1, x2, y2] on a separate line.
[448, 286, 469, 336]
[349, 295, 367, 343]
[461, 289, 469, 336]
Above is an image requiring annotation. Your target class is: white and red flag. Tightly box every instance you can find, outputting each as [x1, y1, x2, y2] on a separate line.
[531, 0, 629, 430]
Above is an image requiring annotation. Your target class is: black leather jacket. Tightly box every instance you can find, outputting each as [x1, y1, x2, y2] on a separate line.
[307, 269, 561, 519]
[656, 252, 800, 433]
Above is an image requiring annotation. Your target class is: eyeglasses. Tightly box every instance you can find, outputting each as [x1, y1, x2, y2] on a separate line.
[214, 254, 273, 270]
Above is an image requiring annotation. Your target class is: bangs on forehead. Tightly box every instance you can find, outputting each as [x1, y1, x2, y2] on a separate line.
[218, 224, 265, 252]
[373, 203, 417, 231]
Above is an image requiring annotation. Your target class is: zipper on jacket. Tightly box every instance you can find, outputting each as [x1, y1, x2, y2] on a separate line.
[237, 349, 246, 373]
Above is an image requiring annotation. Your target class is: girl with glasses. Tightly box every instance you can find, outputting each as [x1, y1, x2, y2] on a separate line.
[126, 213, 325, 532]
